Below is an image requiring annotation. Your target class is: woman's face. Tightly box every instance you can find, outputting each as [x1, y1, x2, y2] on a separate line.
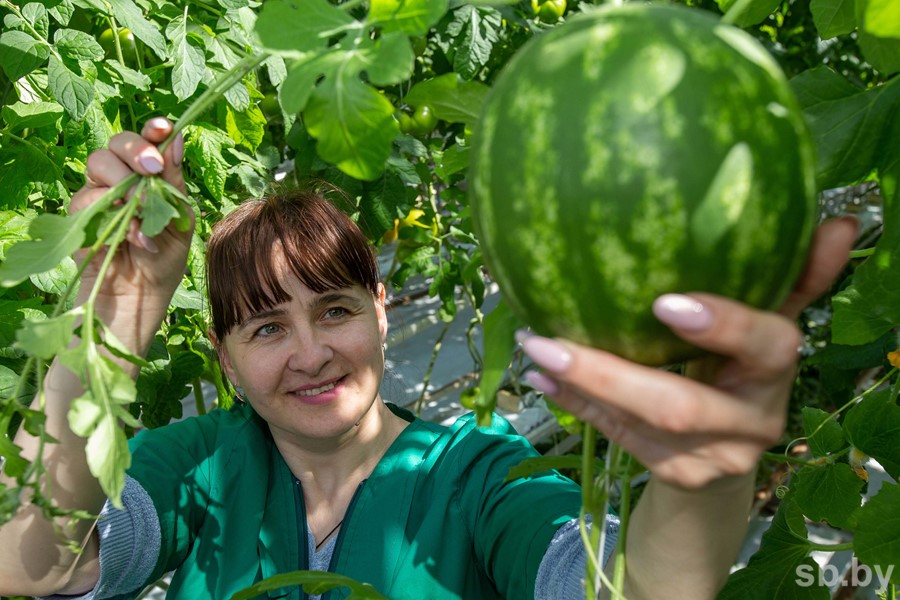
[217, 260, 388, 445]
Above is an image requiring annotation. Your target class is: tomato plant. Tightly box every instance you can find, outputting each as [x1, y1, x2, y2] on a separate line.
[0, 0, 898, 598]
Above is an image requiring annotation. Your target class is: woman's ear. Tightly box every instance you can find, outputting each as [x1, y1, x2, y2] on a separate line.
[208, 328, 237, 383]
[375, 283, 388, 342]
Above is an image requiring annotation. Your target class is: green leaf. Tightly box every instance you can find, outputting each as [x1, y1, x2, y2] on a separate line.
[719, 498, 828, 599]
[790, 464, 863, 529]
[14, 310, 81, 361]
[0, 433, 29, 478]
[21, 2, 49, 38]
[858, 31, 900, 75]
[405, 74, 489, 126]
[230, 570, 389, 600]
[140, 187, 180, 239]
[359, 32, 414, 87]
[224, 103, 267, 152]
[184, 123, 234, 199]
[854, 483, 900, 581]
[53, 28, 105, 61]
[0, 211, 89, 287]
[843, 388, 900, 479]
[280, 52, 336, 114]
[106, 0, 167, 60]
[832, 188, 900, 345]
[255, 0, 355, 53]
[47, 55, 94, 121]
[168, 15, 206, 101]
[30, 256, 77, 295]
[792, 68, 900, 189]
[801, 407, 846, 457]
[0, 29, 50, 80]
[368, 0, 450, 36]
[810, 0, 857, 38]
[716, 0, 782, 27]
[102, 59, 152, 90]
[475, 299, 522, 426]
[442, 5, 501, 80]
[1, 101, 64, 133]
[358, 172, 407, 240]
[305, 72, 398, 181]
[863, 0, 900, 38]
[0, 140, 60, 210]
[70, 353, 141, 506]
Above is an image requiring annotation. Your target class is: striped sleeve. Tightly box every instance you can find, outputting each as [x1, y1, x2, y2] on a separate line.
[41, 475, 162, 600]
[534, 513, 620, 600]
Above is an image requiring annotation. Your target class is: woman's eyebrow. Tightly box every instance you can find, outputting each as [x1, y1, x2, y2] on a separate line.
[309, 291, 364, 310]
[239, 307, 287, 329]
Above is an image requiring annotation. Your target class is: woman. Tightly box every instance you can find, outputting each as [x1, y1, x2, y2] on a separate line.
[0, 118, 857, 599]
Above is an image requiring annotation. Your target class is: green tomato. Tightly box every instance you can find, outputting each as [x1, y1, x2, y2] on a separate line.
[99, 27, 139, 66]
[395, 111, 414, 135]
[531, 0, 567, 23]
[260, 92, 280, 117]
[410, 105, 438, 136]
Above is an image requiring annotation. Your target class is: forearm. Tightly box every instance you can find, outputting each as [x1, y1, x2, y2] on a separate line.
[620, 473, 754, 599]
[0, 296, 171, 595]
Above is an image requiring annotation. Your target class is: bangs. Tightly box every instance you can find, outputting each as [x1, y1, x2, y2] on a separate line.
[206, 191, 380, 339]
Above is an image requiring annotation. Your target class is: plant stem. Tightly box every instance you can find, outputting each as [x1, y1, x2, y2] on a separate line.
[612, 452, 633, 594]
[161, 52, 270, 153]
[192, 378, 207, 416]
[849, 248, 875, 258]
[414, 323, 450, 415]
[806, 540, 854, 552]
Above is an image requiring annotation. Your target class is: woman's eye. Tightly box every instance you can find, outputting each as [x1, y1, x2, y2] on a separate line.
[255, 323, 281, 337]
[324, 307, 348, 319]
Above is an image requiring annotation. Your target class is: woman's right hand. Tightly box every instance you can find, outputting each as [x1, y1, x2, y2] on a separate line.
[70, 117, 193, 305]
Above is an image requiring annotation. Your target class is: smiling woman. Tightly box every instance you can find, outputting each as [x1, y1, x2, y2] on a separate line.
[0, 116, 856, 600]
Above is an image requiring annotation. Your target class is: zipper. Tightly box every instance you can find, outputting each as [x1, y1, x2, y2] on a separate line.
[326, 479, 367, 574]
[294, 477, 309, 599]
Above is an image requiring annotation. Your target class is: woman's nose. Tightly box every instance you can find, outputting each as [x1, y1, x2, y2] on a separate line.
[286, 330, 334, 374]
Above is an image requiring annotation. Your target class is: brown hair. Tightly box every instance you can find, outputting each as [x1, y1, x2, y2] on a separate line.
[206, 190, 380, 340]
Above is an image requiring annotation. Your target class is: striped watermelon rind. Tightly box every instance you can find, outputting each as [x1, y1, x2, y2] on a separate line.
[470, 4, 817, 366]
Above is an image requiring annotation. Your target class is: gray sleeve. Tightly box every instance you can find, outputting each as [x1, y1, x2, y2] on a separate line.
[534, 513, 620, 600]
[41, 475, 162, 600]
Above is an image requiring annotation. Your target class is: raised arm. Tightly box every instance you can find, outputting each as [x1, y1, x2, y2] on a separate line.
[520, 216, 858, 599]
[0, 118, 191, 597]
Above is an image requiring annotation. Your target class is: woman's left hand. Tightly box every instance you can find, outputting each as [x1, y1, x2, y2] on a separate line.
[519, 217, 859, 489]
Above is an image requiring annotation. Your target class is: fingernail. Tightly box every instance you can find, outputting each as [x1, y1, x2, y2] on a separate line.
[652, 294, 712, 331]
[136, 231, 159, 253]
[525, 370, 559, 396]
[514, 328, 533, 346]
[172, 133, 184, 167]
[521, 335, 573, 374]
[147, 117, 169, 131]
[139, 154, 163, 174]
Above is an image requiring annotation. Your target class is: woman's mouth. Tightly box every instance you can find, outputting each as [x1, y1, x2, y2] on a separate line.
[296, 381, 338, 396]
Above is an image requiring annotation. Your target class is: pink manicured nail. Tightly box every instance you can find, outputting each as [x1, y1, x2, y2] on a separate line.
[514, 328, 532, 346]
[147, 117, 169, 131]
[652, 294, 712, 331]
[136, 231, 159, 253]
[521, 335, 572, 374]
[172, 133, 184, 166]
[525, 370, 560, 396]
[139, 154, 163, 174]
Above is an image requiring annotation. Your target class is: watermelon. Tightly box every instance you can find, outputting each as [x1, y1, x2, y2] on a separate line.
[469, 4, 818, 366]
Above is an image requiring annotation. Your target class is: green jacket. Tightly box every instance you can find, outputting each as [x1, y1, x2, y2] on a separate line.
[127, 403, 582, 599]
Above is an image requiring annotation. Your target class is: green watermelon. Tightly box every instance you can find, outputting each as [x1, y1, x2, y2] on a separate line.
[469, 4, 817, 366]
